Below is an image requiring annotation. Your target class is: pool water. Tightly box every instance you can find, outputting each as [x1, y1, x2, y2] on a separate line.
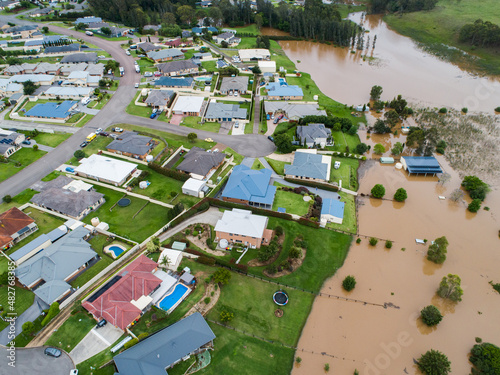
[108, 246, 124, 257]
[159, 284, 189, 311]
[194, 76, 212, 82]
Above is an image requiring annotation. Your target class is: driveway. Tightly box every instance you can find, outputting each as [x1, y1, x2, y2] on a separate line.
[218, 121, 232, 135]
[231, 123, 245, 135]
[170, 114, 183, 125]
[0, 346, 74, 375]
[159, 207, 223, 242]
[69, 324, 123, 365]
[21, 141, 53, 153]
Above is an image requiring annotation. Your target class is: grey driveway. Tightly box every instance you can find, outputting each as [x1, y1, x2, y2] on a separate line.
[69, 324, 123, 365]
[22, 141, 53, 152]
[240, 157, 255, 168]
[159, 207, 223, 242]
[0, 346, 74, 375]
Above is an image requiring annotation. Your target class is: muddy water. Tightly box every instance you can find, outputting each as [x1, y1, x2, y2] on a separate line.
[262, 13, 500, 112]
[293, 158, 500, 374]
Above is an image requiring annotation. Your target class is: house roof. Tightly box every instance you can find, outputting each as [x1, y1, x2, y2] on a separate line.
[182, 178, 206, 192]
[82, 255, 161, 330]
[75, 154, 138, 184]
[25, 101, 77, 119]
[297, 123, 331, 144]
[154, 76, 193, 88]
[217, 32, 235, 40]
[75, 16, 102, 24]
[220, 76, 248, 93]
[204, 102, 247, 120]
[137, 42, 159, 53]
[15, 227, 96, 304]
[143, 24, 161, 31]
[60, 53, 98, 64]
[44, 43, 80, 54]
[144, 90, 175, 106]
[221, 164, 276, 205]
[35, 62, 60, 73]
[147, 49, 183, 61]
[402, 156, 443, 174]
[266, 82, 303, 97]
[0, 207, 35, 248]
[86, 22, 109, 29]
[113, 312, 215, 375]
[107, 131, 153, 157]
[215, 208, 269, 238]
[176, 147, 225, 177]
[44, 86, 92, 97]
[192, 26, 217, 34]
[285, 151, 329, 180]
[5, 25, 38, 34]
[238, 49, 270, 60]
[9, 234, 51, 262]
[172, 96, 204, 113]
[9, 74, 54, 84]
[157, 59, 198, 74]
[192, 52, 211, 59]
[321, 198, 345, 218]
[263, 102, 327, 120]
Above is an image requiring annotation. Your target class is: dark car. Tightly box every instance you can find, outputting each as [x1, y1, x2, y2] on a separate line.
[99, 132, 109, 137]
[267, 136, 274, 142]
[44, 347, 62, 358]
[80, 141, 88, 148]
[96, 319, 107, 328]
[81, 45, 89, 49]
[22, 140, 31, 145]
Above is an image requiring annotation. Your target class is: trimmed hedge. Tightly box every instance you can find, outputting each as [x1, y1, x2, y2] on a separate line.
[41, 302, 59, 327]
[148, 162, 189, 182]
[284, 178, 339, 192]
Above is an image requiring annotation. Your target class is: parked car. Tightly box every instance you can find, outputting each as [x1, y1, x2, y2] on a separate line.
[22, 140, 31, 145]
[96, 319, 107, 328]
[81, 45, 89, 49]
[266, 114, 270, 120]
[125, 50, 131, 56]
[134, 83, 139, 88]
[80, 141, 88, 148]
[267, 136, 274, 142]
[100, 132, 109, 137]
[96, 128, 103, 134]
[65, 167, 75, 173]
[234, 121, 239, 128]
[112, 127, 123, 132]
[150, 113, 157, 119]
[70, 370, 79, 375]
[44, 347, 62, 358]
[109, 134, 118, 139]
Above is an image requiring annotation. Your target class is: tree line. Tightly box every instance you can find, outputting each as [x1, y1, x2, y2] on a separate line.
[459, 19, 500, 48]
[368, 0, 438, 14]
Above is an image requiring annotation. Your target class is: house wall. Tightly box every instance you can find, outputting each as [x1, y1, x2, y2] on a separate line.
[164, 67, 198, 77]
[267, 95, 303, 101]
[222, 197, 249, 205]
[285, 173, 327, 183]
[215, 231, 262, 248]
[107, 149, 150, 160]
[321, 213, 343, 225]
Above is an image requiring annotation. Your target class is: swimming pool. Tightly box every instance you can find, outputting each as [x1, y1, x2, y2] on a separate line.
[278, 78, 287, 85]
[104, 244, 126, 259]
[158, 284, 190, 312]
[194, 76, 212, 82]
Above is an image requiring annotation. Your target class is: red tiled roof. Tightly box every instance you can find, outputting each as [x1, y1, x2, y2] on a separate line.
[83, 255, 161, 329]
[0, 207, 35, 248]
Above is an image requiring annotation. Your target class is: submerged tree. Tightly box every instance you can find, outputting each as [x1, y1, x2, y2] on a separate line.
[427, 236, 448, 264]
[437, 274, 463, 302]
[417, 349, 451, 375]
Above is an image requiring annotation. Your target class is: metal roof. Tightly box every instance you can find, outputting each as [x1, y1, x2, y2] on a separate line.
[176, 147, 224, 177]
[297, 124, 331, 144]
[75, 154, 138, 185]
[321, 198, 345, 219]
[221, 164, 276, 205]
[402, 156, 442, 174]
[9, 234, 51, 262]
[60, 53, 98, 64]
[219, 76, 248, 93]
[263, 101, 327, 120]
[25, 101, 77, 119]
[204, 102, 247, 120]
[215, 208, 269, 238]
[147, 49, 183, 60]
[107, 131, 153, 157]
[285, 152, 329, 180]
[155, 76, 193, 87]
[157, 59, 198, 74]
[266, 82, 303, 98]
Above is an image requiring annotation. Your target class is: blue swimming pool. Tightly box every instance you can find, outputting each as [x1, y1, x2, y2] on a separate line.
[194, 76, 212, 82]
[159, 284, 189, 311]
[108, 246, 124, 257]
[278, 78, 286, 85]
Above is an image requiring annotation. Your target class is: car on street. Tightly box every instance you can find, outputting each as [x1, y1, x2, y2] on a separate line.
[267, 136, 274, 142]
[126, 50, 131, 56]
[80, 141, 88, 148]
[81, 45, 89, 49]
[70, 370, 79, 375]
[99, 132, 109, 137]
[134, 83, 139, 88]
[44, 347, 62, 358]
[96, 319, 107, 328]
[109, 134, 118, 139]
[96, 128, 103, 134]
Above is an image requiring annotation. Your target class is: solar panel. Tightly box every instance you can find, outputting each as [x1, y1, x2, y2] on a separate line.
[87, 275, 122, 302]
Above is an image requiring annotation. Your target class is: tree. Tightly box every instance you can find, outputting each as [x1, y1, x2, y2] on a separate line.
[406, 128, 426, 149]
[101, 27, 112, 36]
[342, 275, 356, 291]
[255, 13, 263, 29]
[213, 268, 231, 285]
[356, 143, 369, 154]
[2, 195, 12, 203]
[370, 85, 383, 101]
[393, 188, 407, 202]
[22, 80, 38, 95]
[32, 144, 38, 151]
[373, 119, 390, 134]
[469, 342, 500, 374]
[159, 254, 170, 269]
[371, 184, 385, 198]
[468, 199, 482, 213]
[462, 176, 489, 201]
[251, 65, 262, 74]
[417, 349, 451, 375]
[437, 274, 463, 302]
[74, 150, 85, 159]
[427, 236, 448, 264]
[187, 132, 197, 143]
[274, 133, 293, 153]
[146, 239, 159, 254]
[22, 321, 35, 335]
[438, 173, 451, 185]
[391, 142, 404, 156]
[420, 305, 443, 326]
[220, 40, 228, 48]
[42, 26, 49, 33]
[177, 5, 195, 25]
[373, 143, 386, 155]
[449, 188, 464, 202]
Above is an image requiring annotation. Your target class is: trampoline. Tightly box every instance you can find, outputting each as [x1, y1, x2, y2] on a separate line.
[273, 290, 289, 306]
[117, 198, 131, 207]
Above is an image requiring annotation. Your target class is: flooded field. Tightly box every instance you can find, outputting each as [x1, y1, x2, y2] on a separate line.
[293, 158, 500, 374]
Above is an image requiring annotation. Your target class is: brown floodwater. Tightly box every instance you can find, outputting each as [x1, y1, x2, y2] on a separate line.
[293, 157, 500, 374]
[263, 13, 500, 112]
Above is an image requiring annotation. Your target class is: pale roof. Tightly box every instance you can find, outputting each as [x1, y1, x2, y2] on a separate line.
[182, 178, 206, 191]
[75, 154, 138, 184]
[238, 49, 270, 60]
[173, 96, 204, 113]
[215, 208, 268, 238]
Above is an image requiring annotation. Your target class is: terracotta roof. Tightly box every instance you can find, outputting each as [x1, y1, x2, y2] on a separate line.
[0, 207, 34, 248]
[83, 255, 161, 329]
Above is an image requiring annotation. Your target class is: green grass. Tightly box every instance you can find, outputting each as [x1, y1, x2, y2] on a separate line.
[326, 192, 357, 234]
[0, 286, 34, 331]
[126, 91, 153, 117]
[329, 156, 359, 191]
[201, 60, 217, 73]
[327, 130, 361, 153]
[67, 135, 112, 165]
[0, 189, 38, 212]
[67, 112, 85, 124]
[384, 0, 500, 75]
[244, 121, 253, 134]
[272, 184, 312, 217]
[81, 186, 169, 243]
[33, 132, 71, 147]
[270, 40, 296, 72]
[223, 147, 243, 164]
[229, 37, 256, 49]
[10, 314, 44, 348]
[0, 148, 47, 182]
[264, 157, 290, 175]
[181, 116, 221, 133]
[233, 24, 260, 35]
[44, 311, 96, 352]
[251, 159, 264, 170]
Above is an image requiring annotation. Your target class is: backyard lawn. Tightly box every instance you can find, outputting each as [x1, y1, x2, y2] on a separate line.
[326, 192, 357, 234]
[201, 60, 217, 72]
[329, 131, 361, 154]
[0, 286, 35, 331]
[180, 116, 221, 133]
[329, 156, 359, 191]
[33, 132, 71, 147]
[272, 184, 312, 217]
[264, 157, 290, 175]
[0, 148, 47, 182]
[44, 311, 96, 352]
[0, 189, 38, 212]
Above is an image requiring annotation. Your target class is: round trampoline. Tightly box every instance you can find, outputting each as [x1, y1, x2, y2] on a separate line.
[273, 290, 289, 306]
[117, 198, 131, 207]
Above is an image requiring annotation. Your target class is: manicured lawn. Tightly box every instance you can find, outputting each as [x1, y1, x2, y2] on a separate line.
[244, 122, 253, 134]
[33, 132, 71, 147]
[67, 135, 112, 165]
[67, 112, 85, 124]
[0, 148, 47, 182]
[229, 37, 256, 49]
[0, 189, 38, 212]
[201, 60, 217, 73]
[0, 286, 35, 330]
[251, 159, 265, 170]
[328, 130, 361, 153]
[44, 311, 96, 352]
[233, 24, 260, 35]
[272, 184, 312, 217]
[329, 156, 359, 191]
[10, 314, 44, 348]
[0, 256, 8, 275]
[126, 91, 152, 117]
[223, 147, 243, 164]
[81, 186, 170, 243]
[181, 116, 221, 133]
[326, 191, 357, 234]
[264, 157, 290, 175]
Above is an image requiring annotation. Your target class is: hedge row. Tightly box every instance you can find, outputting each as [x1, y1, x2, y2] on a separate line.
[148, 162, 189, 182]
[206, 198, 293, 220]
[169, 199, 210, 228]
[284, 178, 339, 192]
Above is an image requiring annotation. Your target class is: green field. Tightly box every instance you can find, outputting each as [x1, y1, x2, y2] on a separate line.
[233, 24, 260, 35]
[44, 311, 96, 352]
[0, 148, 47, 182]
[251, 158, 264, 170]
[272, 183, 312, 217]
[0, 286, 34, 331]
[229, 37, 256, 49]
[384, 0, 500, 75]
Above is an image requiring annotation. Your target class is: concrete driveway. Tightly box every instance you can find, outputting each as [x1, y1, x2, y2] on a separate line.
[21, 140, 53, 153]
[0, 346, 74, 375]
[69, 324, 123, 365]
[231, 122, 245, 135]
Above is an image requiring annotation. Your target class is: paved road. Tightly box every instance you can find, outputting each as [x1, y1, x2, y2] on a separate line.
[0, 346, 74, 375]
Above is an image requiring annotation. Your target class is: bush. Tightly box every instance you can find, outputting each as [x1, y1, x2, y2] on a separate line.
[469, 342, 500, 374]
[420, 305, 443, 326]
[468, 199, 482, 213]
[438, 107, 448, 114]
[197, 255, 215, 266]
[393, 188, 407, 202]
[417, 349, 451, 375]
[275, 225, 284, 237]
[74, 149, 85, 159]
[204, 297, 211, 304]
[41, 302, 60, 327]
[212, 268, 231, 285]
[342, 275, 356, 291]
[462, 176, 489, 201]
[289, 246, 302, 259]
[371, 184, 385, 198]
[148, 162, 189, 182]
[369, 237, 378, 246]
[356, 238, 361, 244]
[2, 195, 12, 203]
[385, 240, 393, 249]
[462, 107, 468, 113]
[22, 321, 35, 335]
[373, 143, 386, 154]
[137, 333, 149, 341]
[495, 107, 500, 112]
[266, 264, 277, 274]
[220, 310, 234, 322]
[124, 338, 139, 349]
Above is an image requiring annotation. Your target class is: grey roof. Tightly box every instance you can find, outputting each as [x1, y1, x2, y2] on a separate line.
[145, 90, 175, 107]
[204, 102, 247, 120]
[147, 49, 183, 61]
[192, 52, 211, 59]
[0, 144, 15, 154]
[107, 131, 154, 157]
[143, 24, 161, 31]
[176, 147, 224, 177]
[61, 53, 98, 64]
[86, 22, 109, 29]
[220, 76, 248, 93]
[297, 123, 331, 144]
[114, 312, 215, 375]
[34, 62, 60, 73]
[264, 102, 327, 120]
[137, 42, 159, 53]
[10, 234, 51, 262]
[45, 43, 80, 54]
[5, 25, 38, 34]
[285, 152, 328, 180]
[46, 226, 67, 242]
[15, 227, 96, 304]
[180, 272, 194, 284]
[157, 60, 198, 74]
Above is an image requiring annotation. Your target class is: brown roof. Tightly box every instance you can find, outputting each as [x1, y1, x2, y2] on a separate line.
[0, 207, 35, 248]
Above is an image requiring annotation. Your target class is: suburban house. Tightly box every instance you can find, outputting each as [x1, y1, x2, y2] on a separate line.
[4, 25, 38, 39]
[214, 32, 241, 46]
[4, 63, 40, 75]
[297, 123, 332, 148]
[29, 6, 54, 17]
[0, 129, 24, 158]
[0, 79, 22, 95]
[264, 101, 327, 121]
[30, 176, 105, 220]
[201, 0, 213, 7]
[74, 154, 138, 186]
[143, 24, 161, 33]
[25, 101, 77, 120]
[238, 49, 270, 62]
[0, 143, 16, 158]
[191, 26, 217, 35]
[0, 0, 20, 11]
[258, 60, 276, 73]
[157, 60, 199, 76]
[400, 156, 443, 176]
[182, 178, 207, 197]
[165, 37, 193, 48]
[284, 150, 331, 182]
[204, 102, 247, 122]
[44, 86, 92, 99]
[215, 208, 273, 249]
[113, 312, 215, 375]
[9, 74, 55, 86]
[0, 207, 38, 251]
[154, 76, 194, 89]
[33, 62, 61, 75]
[44, 43, 81, 54]
[83, 255, 162, 330]
[145, 90, 175, 110]
[86, 22, 110, 30]
[62, 71, 100, 87]
[219, 76, 248, 95]
[147, 48, 184, 62]
[75, 16, 102, 25]
[192, 52, 211, 61]
[15, 227, 97, 305]
[59, 62, 104, 76]
[172, 96, 205, 116]
[176, 147, 225, 180]
[221, 164, 277, 209]
[106, 131, 156, 160]
[137, 42, 160, 53]
[60, 53, 99, 64]
[266, 82, 304, 100]
[320, 198, 345, 226]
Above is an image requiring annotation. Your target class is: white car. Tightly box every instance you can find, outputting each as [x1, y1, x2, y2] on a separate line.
[134, 83, 139, 88]
[125, 50, 131, 56]
[334, 161, 341, 169]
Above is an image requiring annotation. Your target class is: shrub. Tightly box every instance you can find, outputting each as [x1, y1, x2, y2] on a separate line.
[417, 349, 451, 375]
[193, 230, 199, 236]
[266, 264, 277, 274]
[74, 149, 85, 159]
[289, 246, 302, 259]
[296, 357, 302, 363]
[495, 107, 500, 112]
[137, 333, 149, 341]
[22, 321, 35, 335]
[220, 310, 234, 322]
[468, 199, 482, 213]
[420, 305, 443, 326]
[324, 363, 330, 372]
[385, 240, 393, 249]
[342, 275, 356, 291]
[462, 176, 489, 201]
[197, 255, 215, 266]
[469, 342, 500, 374]
[490, 282, 500, 294]
[373, 143, 386, 154]
[356, 238, 361, 244]
[274, 225, 284, 237]
[393, 188, 407, 202]
[371, 184, 385, 198]
[438, 107, 448, 114]
[124, 338, 139, 349]
[204, 297, 211, 304]
[369, 237, 378, 246]
[462, 107, 468, 113]
[185, 229, 191, 235]
[2, 195, 12, 203]
[212, 268, 231, 285]
[41, 302, 60, 327]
